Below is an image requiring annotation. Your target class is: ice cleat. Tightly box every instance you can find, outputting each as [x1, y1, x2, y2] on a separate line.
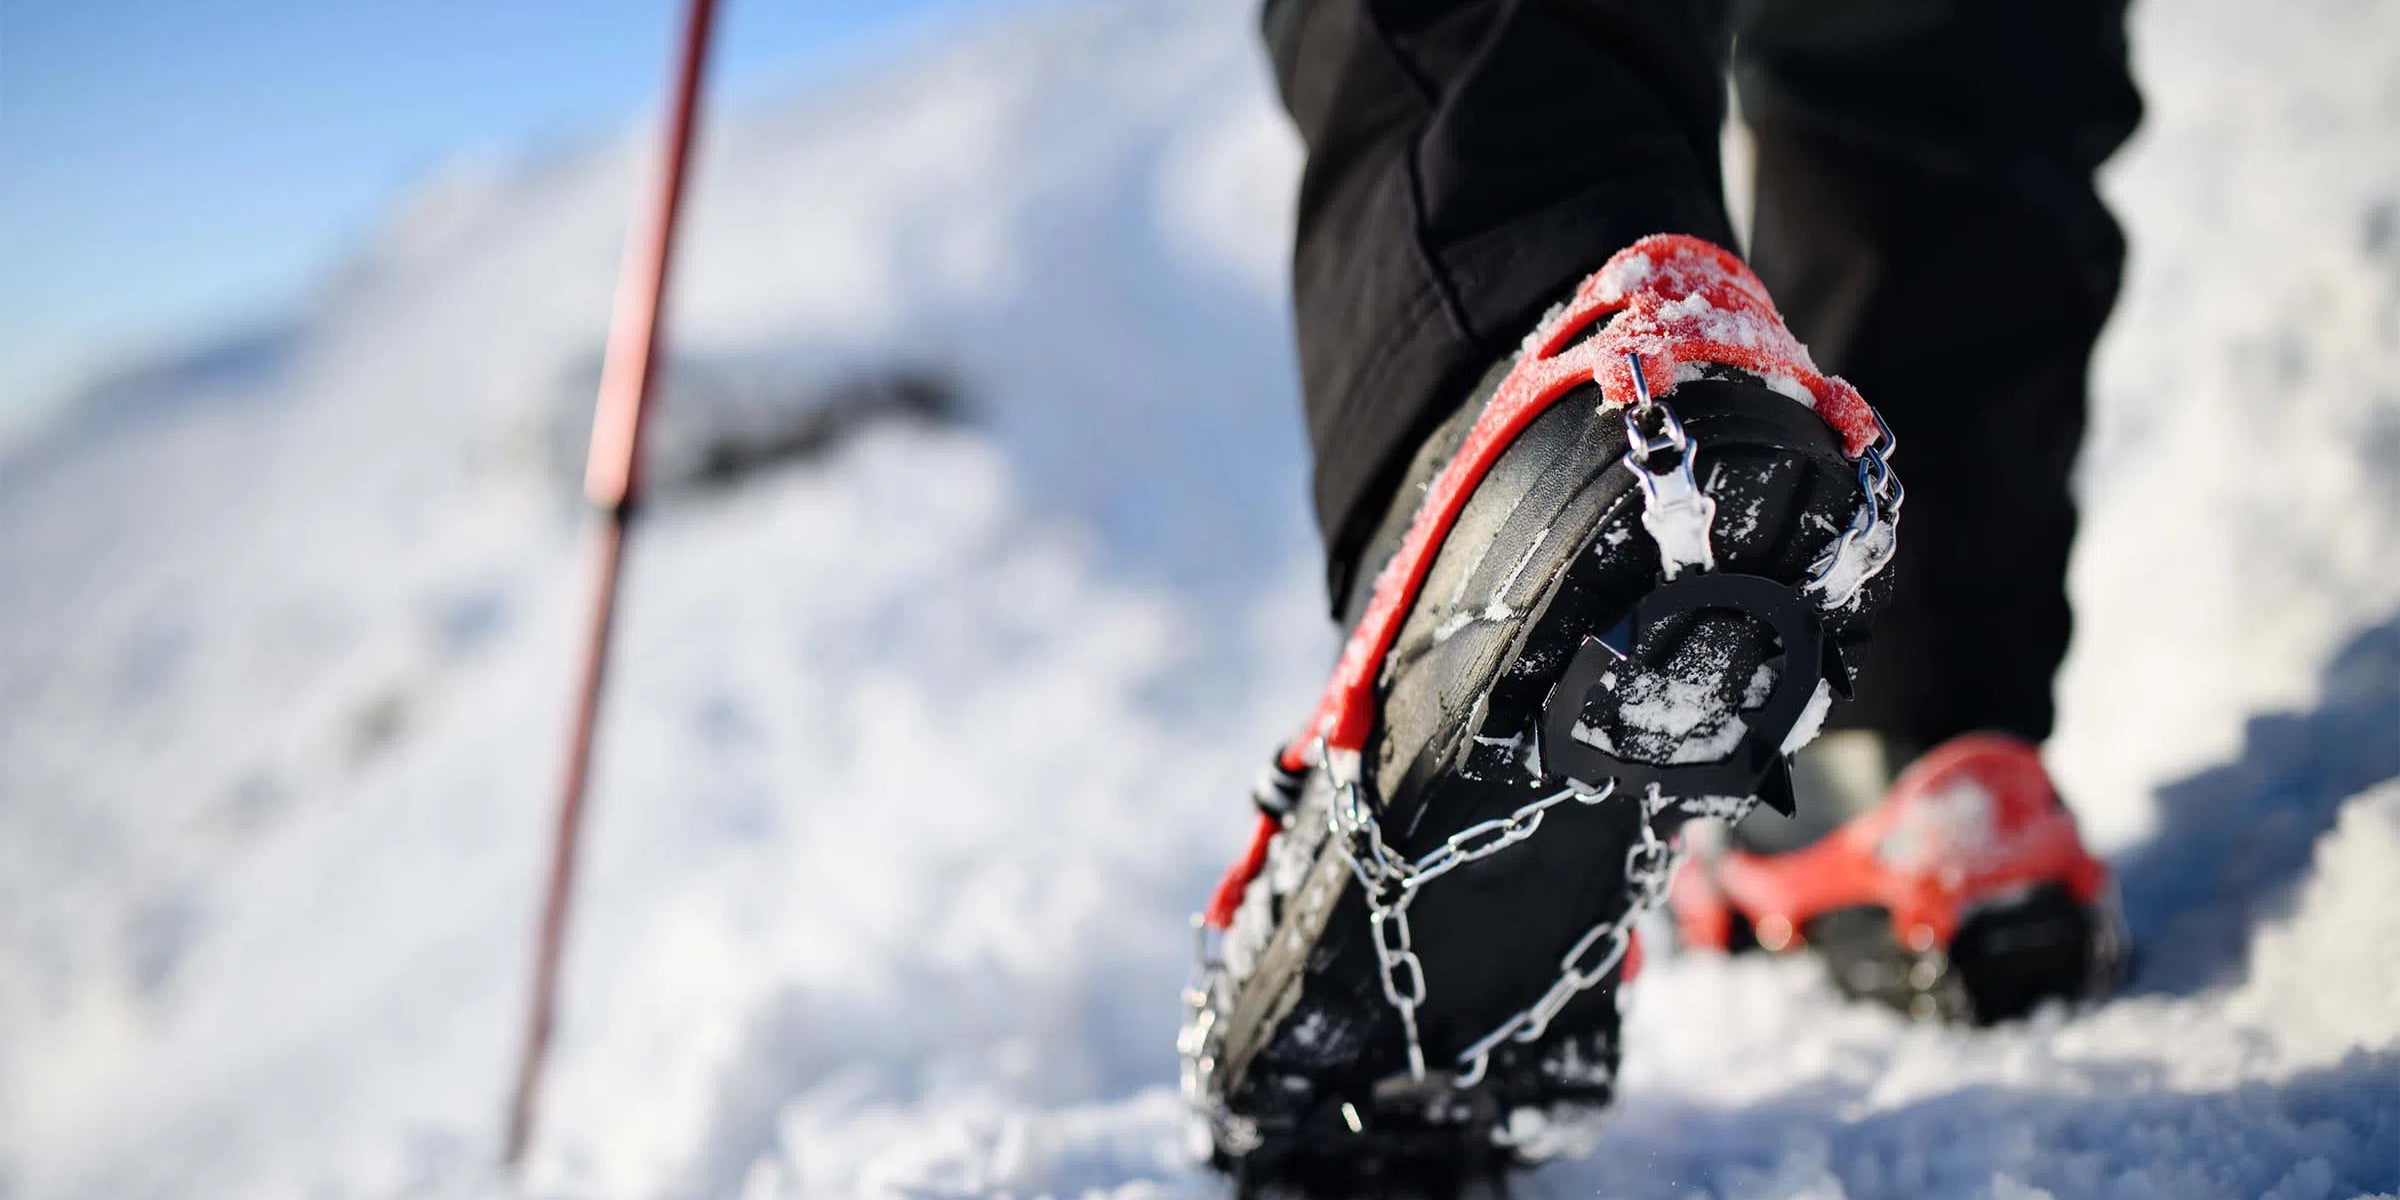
[1673, 731, 2126, 1024]
[1179, 235, 1903, 1196]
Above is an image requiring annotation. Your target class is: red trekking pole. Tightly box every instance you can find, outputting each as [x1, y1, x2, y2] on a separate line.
[504, 0, 719, 1168]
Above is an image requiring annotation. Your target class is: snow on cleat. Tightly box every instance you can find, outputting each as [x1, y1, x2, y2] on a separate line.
[1179, 234, 1902, 1195]
[1670, 733, 2127, 1024]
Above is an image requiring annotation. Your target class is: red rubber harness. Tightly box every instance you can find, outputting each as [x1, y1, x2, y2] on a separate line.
[1689, 734, 2110, 950]
[1206, 234, 1879, 930]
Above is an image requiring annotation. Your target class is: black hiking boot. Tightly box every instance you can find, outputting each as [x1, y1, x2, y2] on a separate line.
[1179, 234, 1903, 1197]
[1668, 730, 2128, 1026]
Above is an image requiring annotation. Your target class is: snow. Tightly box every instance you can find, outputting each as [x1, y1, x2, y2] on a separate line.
[1579, 671, 1757, 766]
[1780, 682, 1836, 758]
[1, 1, 2395, 1198]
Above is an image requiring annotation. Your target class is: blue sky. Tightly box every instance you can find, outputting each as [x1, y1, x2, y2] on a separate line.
[0, 0, 1026, 439]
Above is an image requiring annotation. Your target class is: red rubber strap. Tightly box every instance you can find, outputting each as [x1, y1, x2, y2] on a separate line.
[1205, 811, 1282, 929]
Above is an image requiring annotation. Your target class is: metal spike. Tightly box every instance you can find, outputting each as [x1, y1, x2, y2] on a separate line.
[1821, 638, 1856, 700]
[1593, 618, 1635, 661]
[1757, 756, 1798, 818]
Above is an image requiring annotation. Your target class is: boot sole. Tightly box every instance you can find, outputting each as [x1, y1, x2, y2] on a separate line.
[1805, 880, 2129, 1024]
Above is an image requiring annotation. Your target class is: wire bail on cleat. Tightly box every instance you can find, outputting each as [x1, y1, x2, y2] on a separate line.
[1619, 353, 1718, 579]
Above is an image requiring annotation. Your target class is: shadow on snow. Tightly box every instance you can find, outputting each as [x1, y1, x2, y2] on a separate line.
[2112, 612, 2400, 995]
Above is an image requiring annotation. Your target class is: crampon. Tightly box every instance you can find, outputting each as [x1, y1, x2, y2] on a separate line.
[1179, 234, 1904, 1197]
[1670, 732, 2127, 1025]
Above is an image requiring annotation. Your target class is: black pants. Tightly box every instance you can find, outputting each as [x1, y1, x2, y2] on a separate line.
[1266, 0, 2140, 750]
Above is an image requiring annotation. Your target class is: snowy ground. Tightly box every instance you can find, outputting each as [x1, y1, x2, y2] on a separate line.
[2, 2, 2395, 1199]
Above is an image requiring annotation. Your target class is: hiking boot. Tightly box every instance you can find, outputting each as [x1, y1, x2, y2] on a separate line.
[1671, 731, 2127, 1024]
[1180, 234, 1903, 1196]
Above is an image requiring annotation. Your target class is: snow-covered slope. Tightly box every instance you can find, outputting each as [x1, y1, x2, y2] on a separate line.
[1, 2, 2393, 1198]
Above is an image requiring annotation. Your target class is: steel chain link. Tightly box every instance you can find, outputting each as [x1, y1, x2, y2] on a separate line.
[1805, 417, 1902, 608]
[1620, 355, 1719, 578]
[1325, 743, 1618, 1083]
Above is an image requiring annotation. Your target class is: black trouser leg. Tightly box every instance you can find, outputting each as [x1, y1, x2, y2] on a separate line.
[1736, 0, 2141, 749]
[1263, 0, 1744, 606]
[1267, 0, 2139, 749]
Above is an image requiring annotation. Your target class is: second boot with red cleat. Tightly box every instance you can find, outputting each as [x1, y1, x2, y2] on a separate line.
[1671, 731, 2127, 1024]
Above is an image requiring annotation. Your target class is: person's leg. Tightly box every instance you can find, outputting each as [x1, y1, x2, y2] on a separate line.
[1262, 0, 1742, 608]
[1657, 0, 2144, 1022]
[1195, 6, 1913, 1177]
[1735, 0, 2142, 752]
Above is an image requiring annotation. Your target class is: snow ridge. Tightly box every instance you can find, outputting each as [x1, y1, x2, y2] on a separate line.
[2, 0, 2395, 1197]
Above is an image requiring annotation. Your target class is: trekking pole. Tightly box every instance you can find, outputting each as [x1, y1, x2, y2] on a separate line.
[504, 0, 719, 1168]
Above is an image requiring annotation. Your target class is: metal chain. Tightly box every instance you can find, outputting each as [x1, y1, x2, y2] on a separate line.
[1450, 784, 1698, 1087]
[1805, 415, 1903, 609]
[1323, 745, 1617, 1083]
[1324, 753, 1709, 1091]
[1178, 920, 1244, 1148]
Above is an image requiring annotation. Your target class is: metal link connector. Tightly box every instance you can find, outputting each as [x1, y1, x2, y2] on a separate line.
[1805, 407, 1903, 610]
[1619, 354, 1717, 578]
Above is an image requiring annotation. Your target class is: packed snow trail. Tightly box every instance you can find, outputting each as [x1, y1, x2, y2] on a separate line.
[1, 2, 2395, 1199]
